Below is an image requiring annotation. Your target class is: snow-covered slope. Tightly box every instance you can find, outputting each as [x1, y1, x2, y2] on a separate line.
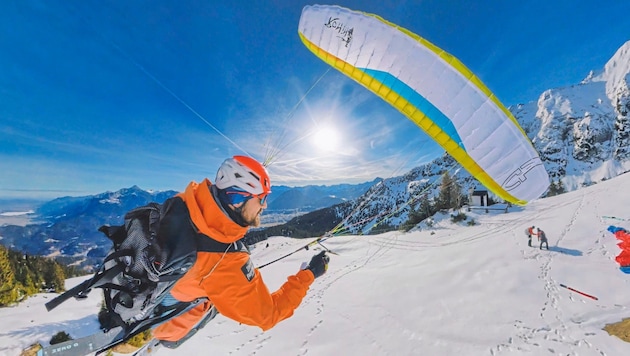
[3, 172, 630, 356]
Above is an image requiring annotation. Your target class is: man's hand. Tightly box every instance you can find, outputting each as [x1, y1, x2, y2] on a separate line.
[303, 251, 330, 278]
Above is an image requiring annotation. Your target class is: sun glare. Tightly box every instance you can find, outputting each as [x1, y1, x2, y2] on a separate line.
[311, 126, 341, 152]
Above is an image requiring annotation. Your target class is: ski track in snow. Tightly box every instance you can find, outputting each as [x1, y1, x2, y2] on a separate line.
[491, 187, 622, 356]
[506, 193, 601, 355]
[297, 235, 394, 355]
[333, 190, 614, 356]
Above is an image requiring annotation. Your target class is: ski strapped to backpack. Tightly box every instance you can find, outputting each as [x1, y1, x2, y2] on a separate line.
[45, 197, 199, 349]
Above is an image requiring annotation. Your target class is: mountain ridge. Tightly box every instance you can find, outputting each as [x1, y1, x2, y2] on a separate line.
[0, 181, 376, 267]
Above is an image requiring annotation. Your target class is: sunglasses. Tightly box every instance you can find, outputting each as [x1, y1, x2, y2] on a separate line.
[229, 191, 268, 205]
[256, 194, 268, 205]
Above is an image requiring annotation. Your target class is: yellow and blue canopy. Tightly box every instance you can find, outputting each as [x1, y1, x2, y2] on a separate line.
[298, 5, 549, 205]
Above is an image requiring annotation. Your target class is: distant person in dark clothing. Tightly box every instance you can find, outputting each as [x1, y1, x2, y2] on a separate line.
[538, 229, 549, 250]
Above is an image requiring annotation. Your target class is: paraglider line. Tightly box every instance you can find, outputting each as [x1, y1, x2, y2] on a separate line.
[255, 234, 334, 269]
[115, 45, 250, 157]
[65, 3, 251, 157]
[263, 68, 331, 167]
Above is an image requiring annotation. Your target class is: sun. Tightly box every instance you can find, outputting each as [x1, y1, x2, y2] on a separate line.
[311, 125, 341, 152]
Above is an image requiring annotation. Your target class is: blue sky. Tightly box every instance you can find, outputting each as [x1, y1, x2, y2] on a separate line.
[1, 0, 629, 200]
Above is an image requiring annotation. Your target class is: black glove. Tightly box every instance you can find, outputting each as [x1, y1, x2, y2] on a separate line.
[304, 251, 330, 278]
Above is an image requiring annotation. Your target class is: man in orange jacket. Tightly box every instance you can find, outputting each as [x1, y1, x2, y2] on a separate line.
[526, 225, 539, 247]
[152, 155, 330, 348]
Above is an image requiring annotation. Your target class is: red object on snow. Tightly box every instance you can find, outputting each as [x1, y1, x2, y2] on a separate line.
[559, 283, 598, 300]
[610, 227, 630, 268]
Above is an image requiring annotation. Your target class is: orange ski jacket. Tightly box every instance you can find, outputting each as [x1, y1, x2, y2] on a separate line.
[153, 179, 315, 342]
[526, 226, 539, 237]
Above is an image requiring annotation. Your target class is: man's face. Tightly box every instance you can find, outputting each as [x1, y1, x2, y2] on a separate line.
[239, 195, 267, 227]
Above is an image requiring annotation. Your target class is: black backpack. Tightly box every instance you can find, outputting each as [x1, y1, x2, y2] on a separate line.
[46, 197, 198, 339]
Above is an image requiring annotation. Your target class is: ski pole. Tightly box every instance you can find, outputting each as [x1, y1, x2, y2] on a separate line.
[559, 283, 598, 300]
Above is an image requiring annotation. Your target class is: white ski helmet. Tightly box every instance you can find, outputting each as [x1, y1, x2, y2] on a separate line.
[215, 155, 271, 196]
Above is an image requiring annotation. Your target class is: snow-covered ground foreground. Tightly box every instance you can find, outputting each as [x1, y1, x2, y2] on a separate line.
[2, 173, 630, 355]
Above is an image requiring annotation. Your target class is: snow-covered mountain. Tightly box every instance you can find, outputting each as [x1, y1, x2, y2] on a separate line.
[338, 41, 630, 234]
[525, 40, 630, 188]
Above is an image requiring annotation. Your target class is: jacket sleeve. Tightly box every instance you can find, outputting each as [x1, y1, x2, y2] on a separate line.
[202, 251, 315, 331]
[153, 299, 213, 342]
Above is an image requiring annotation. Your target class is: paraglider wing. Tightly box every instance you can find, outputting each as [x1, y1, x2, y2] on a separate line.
[298, 5, 549, 205]
[607, 226, 630, 273]
[616, 251, 630, 267]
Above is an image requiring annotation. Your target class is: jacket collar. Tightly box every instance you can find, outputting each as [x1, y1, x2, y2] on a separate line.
[179, 179, 248, 243]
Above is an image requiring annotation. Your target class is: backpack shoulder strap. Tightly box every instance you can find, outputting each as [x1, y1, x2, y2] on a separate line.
[197, 236, 249, 254]
[163, 196, 249, 254]
[155, 197, 198, 273]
